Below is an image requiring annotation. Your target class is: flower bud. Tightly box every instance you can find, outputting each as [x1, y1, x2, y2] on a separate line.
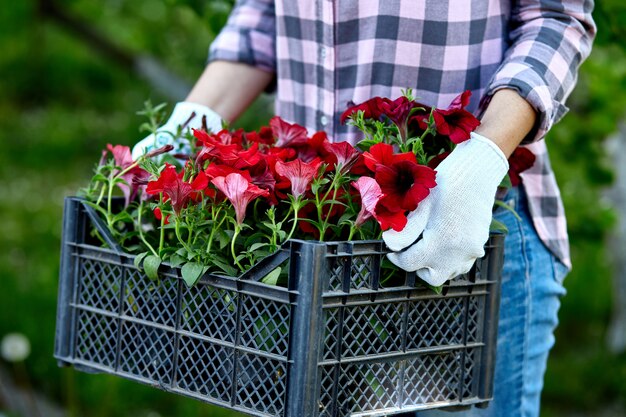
[144, 144, 174, 159]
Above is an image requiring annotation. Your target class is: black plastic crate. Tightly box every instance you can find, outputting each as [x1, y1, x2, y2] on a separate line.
[55, 197, 504, 417]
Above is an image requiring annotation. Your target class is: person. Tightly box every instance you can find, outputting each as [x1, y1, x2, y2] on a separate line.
[132, 1, 596, 416]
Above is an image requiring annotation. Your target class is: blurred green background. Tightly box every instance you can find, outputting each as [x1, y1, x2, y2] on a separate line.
[0, 1, 625, 416]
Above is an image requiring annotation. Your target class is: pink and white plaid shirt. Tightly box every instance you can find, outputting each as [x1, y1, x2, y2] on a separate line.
[209, 0, 596, 268]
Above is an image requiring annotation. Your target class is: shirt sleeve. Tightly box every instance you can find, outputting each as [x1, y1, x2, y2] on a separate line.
[483, 0, 596, 143]
[208, 0, 276, 74]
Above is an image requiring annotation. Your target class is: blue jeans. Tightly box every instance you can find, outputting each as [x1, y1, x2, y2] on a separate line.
[406, 187, 569, 417]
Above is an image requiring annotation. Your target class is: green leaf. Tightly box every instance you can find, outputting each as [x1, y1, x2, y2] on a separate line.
[489, 218, 509, 234]
[499, 174, 513, 189]
[428, 284, 444, 295]
[181, 262, 208, 287]
[112, 211, 133, 223]
[319, 199, 347, 207]
[133, 252, 149, 269]
[244, 232, 268, 247]
[369, 316, 389, 342]
[493, 199, 522, 221]
[212, 256, 238, 276]
[260, 267, 281, 286]
[84, 201, 108, 216]
[356, 138, 380, 152]
[248, 242, 270, 252]
[169, 254, 185, 268]
[217, 229, 233, 249]
[143, 255, 161, 281]
[91, 173, 109, 183]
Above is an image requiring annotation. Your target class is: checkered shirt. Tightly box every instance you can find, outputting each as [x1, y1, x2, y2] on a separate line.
[208, 0, 596, 268]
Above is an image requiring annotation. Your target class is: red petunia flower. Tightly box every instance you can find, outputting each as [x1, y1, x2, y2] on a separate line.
[274, 158, 323, 199]
[351, 177, 384, 227]
[323, 140, 360, 172]
[153, 207, 170, 225]
[245, 126, 275, 145]
[204, 164, 249, 180]
[427, 151, 452, 169]
[373, 203, 408, 232]
[285, 131, 331, 163]
[378, 96, 419, 129]
[375, 160, 437, 213]
[211, 173, 270, 225]
[270, 116, 309, 147]
[362, 143, 416, 172]
[508, 147, 536, 186]
[146, 164, 208, 214]
[247, 159, 277, 192]
[432, 91, 481, 144]
[340, 97, 386, 124]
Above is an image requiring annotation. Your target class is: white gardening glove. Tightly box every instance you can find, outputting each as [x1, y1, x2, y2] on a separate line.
[131, 101, 223, 160]
[382, 132, 509, 286]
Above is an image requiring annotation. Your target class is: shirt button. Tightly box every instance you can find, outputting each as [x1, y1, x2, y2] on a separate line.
[320, 47, 326, 59]
[320, 115, 328, 126]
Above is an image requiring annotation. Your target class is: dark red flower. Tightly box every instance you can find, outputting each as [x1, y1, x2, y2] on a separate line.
[245, 126, 275, 145]
[427, 151, 451, 169]
[340, 97, 386, 124]
[285, 131, 331, 163]
[211, 173, 270, 224]
[274, 158, 323, 199]
[146, 164, 208, 214]
[270, 116, 308, 147]
[205, 164, 252, 181]
[323, 140, 360, 172]
[375, 160, 437, 213]
[408, 102, 433, 133]
[352, 177, 384, 227]
[362, 143, 416, 172]
[432, 91, 480, 144]
[247, 159, 277, 192]
[508, 147, 536, 186]
[378, 96, 419, 129]
[373, 203, 408, 232]
[213, 128, 244, 146]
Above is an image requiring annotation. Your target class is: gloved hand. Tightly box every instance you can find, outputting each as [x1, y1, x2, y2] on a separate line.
[382, 132, 509, 286]
[131, 101, 223, 160]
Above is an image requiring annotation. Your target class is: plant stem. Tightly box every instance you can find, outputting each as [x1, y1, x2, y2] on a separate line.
[231, 224, 245, 272]
[317, 174, 341, 241]
[206, 206, 225, 254]
[348, 224, 357, 241]
[106, 173, 115, 231]
[285, 203, 300, 243]
[175, 217, 192, 254]
[95, 181, 106, 207]
[137, 201, 158, 257]
[158, 193, 165, 254]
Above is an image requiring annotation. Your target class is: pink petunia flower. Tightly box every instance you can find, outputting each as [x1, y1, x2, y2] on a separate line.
[352, 177, 384, 227]
[270, 116, 309, 147]
[211, 173, 270, 225]
[274, 158, 323, 199]
[105, 144, 150, 207]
